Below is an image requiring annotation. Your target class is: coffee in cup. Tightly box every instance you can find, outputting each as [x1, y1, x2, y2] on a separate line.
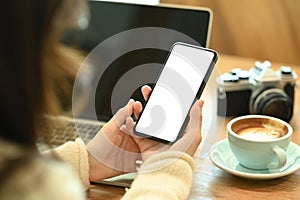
[227, 115, 293, 170]
[233, 117, 287, 141]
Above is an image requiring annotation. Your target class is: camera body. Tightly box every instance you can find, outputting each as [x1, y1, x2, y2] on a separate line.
[217, 61, 297, 122]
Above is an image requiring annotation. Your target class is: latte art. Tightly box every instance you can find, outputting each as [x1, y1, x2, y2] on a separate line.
[238, 127, 283, 141]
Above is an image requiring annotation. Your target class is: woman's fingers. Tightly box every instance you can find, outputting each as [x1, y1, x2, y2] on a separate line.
[132, 85, 151, 119]
[133, 101, 143, 119]
[185, 100, 204, 155]
[113, 99, 134, 127]
[119, 116, 135, 135]
[188, 100, 204, 134]
[141, 85, 152, 101]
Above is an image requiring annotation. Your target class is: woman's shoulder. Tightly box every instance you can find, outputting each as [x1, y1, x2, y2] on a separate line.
[0, 139, 85, 200]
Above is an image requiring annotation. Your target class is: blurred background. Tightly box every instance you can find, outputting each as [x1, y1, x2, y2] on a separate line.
[161, 0, 300, 65]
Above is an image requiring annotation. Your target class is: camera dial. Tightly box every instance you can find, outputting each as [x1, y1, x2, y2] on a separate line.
[220, 73, 239, 82]
[250, 61, 281, 83]
[280, 66, 293, 75]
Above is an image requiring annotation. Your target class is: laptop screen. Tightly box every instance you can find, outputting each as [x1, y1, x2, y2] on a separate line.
[63, 0, 212, 121]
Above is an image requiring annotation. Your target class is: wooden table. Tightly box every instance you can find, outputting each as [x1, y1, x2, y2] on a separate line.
[87, 54, 300, 200]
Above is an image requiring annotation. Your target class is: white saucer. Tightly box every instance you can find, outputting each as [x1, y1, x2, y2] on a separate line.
[209, 139, 300, 180]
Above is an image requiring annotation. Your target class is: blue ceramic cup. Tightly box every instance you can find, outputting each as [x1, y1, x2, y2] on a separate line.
[227, 115, 293, 170]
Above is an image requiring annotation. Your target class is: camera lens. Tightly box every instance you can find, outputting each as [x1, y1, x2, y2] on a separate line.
[250, 88, 293, 122]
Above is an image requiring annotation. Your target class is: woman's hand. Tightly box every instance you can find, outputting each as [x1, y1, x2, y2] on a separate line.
[86, 99, 145, 181]
[87, 85, 203, 181]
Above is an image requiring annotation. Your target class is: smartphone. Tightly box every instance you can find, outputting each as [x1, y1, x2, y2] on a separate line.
[133, 42, 218, 143]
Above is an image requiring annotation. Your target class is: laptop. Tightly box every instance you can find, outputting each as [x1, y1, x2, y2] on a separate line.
[61, 0, 213, 187]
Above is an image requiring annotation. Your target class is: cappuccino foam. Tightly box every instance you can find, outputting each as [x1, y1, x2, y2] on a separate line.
[238, 127, 283, 141]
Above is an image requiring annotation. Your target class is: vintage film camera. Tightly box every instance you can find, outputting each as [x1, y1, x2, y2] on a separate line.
[217, 61, 297, 122]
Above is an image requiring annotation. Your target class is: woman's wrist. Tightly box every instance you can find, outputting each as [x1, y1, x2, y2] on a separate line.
[88, 152, 123, 182]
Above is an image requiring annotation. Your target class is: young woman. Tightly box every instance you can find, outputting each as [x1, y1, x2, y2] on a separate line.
[0, 0, 204, 199]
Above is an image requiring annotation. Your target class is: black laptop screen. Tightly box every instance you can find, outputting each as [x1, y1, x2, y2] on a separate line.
[62, 0, 212, 121]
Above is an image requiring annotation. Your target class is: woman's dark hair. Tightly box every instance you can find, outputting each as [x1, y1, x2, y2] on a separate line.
[0, 0, 80, 148]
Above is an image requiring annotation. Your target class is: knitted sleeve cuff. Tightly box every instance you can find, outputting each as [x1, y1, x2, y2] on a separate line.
[122, 151, 195, 200]
[139, 151, 194, 174]
[48, 138, 90, 190]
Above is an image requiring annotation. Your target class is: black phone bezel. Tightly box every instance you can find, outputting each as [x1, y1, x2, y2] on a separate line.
[133, 42, 218, 144]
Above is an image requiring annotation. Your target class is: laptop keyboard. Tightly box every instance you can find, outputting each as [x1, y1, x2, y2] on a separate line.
[39, 116, 103, 147]
[74, 120, 102, 143]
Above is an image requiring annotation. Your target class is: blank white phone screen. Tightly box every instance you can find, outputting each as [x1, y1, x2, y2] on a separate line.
[135, 44, 215, 142]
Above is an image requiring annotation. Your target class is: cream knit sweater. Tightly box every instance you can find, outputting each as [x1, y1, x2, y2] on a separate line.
[0, 138, 194, 199]
[55, 138, 195, 199]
